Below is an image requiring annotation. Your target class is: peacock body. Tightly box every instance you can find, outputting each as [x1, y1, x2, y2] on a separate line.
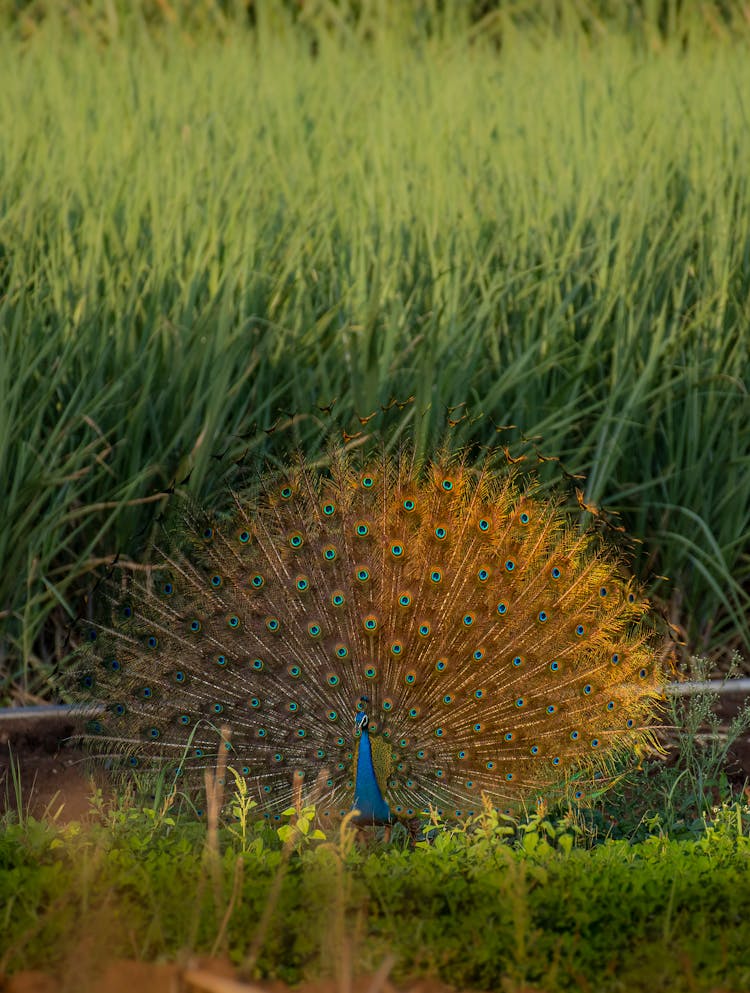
[77, 451, 663, 823]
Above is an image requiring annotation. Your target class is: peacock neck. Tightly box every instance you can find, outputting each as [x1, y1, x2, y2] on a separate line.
[353, 726, 391, 824]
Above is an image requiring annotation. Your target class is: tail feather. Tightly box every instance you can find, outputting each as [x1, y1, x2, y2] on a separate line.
[73, 449, 665, 820]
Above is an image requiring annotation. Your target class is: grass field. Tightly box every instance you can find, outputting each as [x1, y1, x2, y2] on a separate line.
[3, 9, 750, 696]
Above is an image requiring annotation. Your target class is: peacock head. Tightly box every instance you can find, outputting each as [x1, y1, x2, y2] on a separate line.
[355, 696, 370, 733]
[355, 711, 368, 733]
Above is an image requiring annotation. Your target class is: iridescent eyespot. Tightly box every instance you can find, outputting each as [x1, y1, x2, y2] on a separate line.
[551, 567, 561, 579]
[308, 623, 321, 638]
[391, 642, 403, 655]
[497, 602, 507, 615]
[251, 574, 264, 588]
[442, 479, 453, 491]
[504, 732, 514, 741]
[161, 583, 173, 595]
[202, 527, 213, 540]
[591, 739, 599, 748]
[280, 486, 293, 500]
[211, 575, 222, 588]
[473, 649, 484, 661]
[327, 710, 338, 721]
[398, 594, 411, 607]
[365, 666, 377, 678]
[538, 611, 548, 622]
[391, 543, 404, 557]
[150, 728, 160, 739]
[326, 673, 339, 686]
[505, 560, 515, 572]
[552, 757, 560, 766]
[626, 719, 635, 728]
[179, 714, 190, 724]
[335, 644, 348, 658]
[512, 656, 522, 667]
[238, 531, 250, 544]
[576, 625, 585, 636]
[173, 672, 185, 683]
[408, 707, 419, 718]
[213, 703, 224, 714]
[599, 587, 607, 597]
[215, 655, 227, 667]
[515, 697, 525, 707]
[227, 615, 241, 629]
[361, 475, 374, 488]
[147, 636, 158, 648]
[323, 546, 337, 561]
[477, 568, 489, 582]
[583, 684, 592, 694]
[289, 532, 303, 548]
[323, 503, 335, 516]
[355, 523, 369, 537]
[520, 512, 529, 524]
[474, 690, 484, 700]
[435, 728, 444, 737]
[403, 498, 415, 512]
[505, 773, 513, 781]
[288, 702, 299, 713]
[639, 668, 648, 679]
[443, 694, 453, 704]
[570, 730, 579, 740]
[356, 568, 370, 582]
[296, 576, 309, 591]
[550, 661, 559, 671]
[435, 659, 447, 671]
[288, 664, 301, 677]
[478, 519, 490, 531]
[462, 614, 474, 627]
[405, 671, 416, 684]
[331, 591, 345, 606]
[486, 761, 494, 769]
[430, 570, 442, 583]
[252, 658, 264, 670]
[364, 615, 378, 631]
[418, 623, 430, 636]
[546, 705, 556, 714]
[189, 619, 201, 632]
[611, 653, 620, 664]
[435, 526, 447, 540]
[382, 699, 393, 711]
[531, 745, 539, 755]
[265, 617, 279, 632]
[250, 697, 261, 708]
[628, 593, 636, 603]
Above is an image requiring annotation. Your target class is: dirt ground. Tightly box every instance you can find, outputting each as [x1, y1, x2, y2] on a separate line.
[2, 701, 749, 993]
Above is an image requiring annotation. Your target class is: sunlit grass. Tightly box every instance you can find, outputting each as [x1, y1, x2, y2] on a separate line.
[1, 14, 749, 693]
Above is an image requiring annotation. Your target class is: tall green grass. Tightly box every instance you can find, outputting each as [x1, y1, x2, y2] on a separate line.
[1, 12, 749, 696]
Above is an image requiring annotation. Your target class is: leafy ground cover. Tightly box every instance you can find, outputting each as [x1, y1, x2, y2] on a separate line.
[2, 790, 750, 991]
[2, 661, 750, 991]
[1, 4, 750, 698]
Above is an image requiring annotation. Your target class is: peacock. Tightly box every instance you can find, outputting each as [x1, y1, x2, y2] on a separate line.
[75, 448, 665, 824]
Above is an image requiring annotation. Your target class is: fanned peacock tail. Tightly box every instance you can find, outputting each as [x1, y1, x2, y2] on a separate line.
[74, 449, 665, 823]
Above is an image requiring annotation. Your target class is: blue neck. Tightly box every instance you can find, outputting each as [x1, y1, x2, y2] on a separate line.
[353, 727, 391, 824]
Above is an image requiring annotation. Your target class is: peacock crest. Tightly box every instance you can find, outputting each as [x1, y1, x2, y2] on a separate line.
[75, 449, 664, 823]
